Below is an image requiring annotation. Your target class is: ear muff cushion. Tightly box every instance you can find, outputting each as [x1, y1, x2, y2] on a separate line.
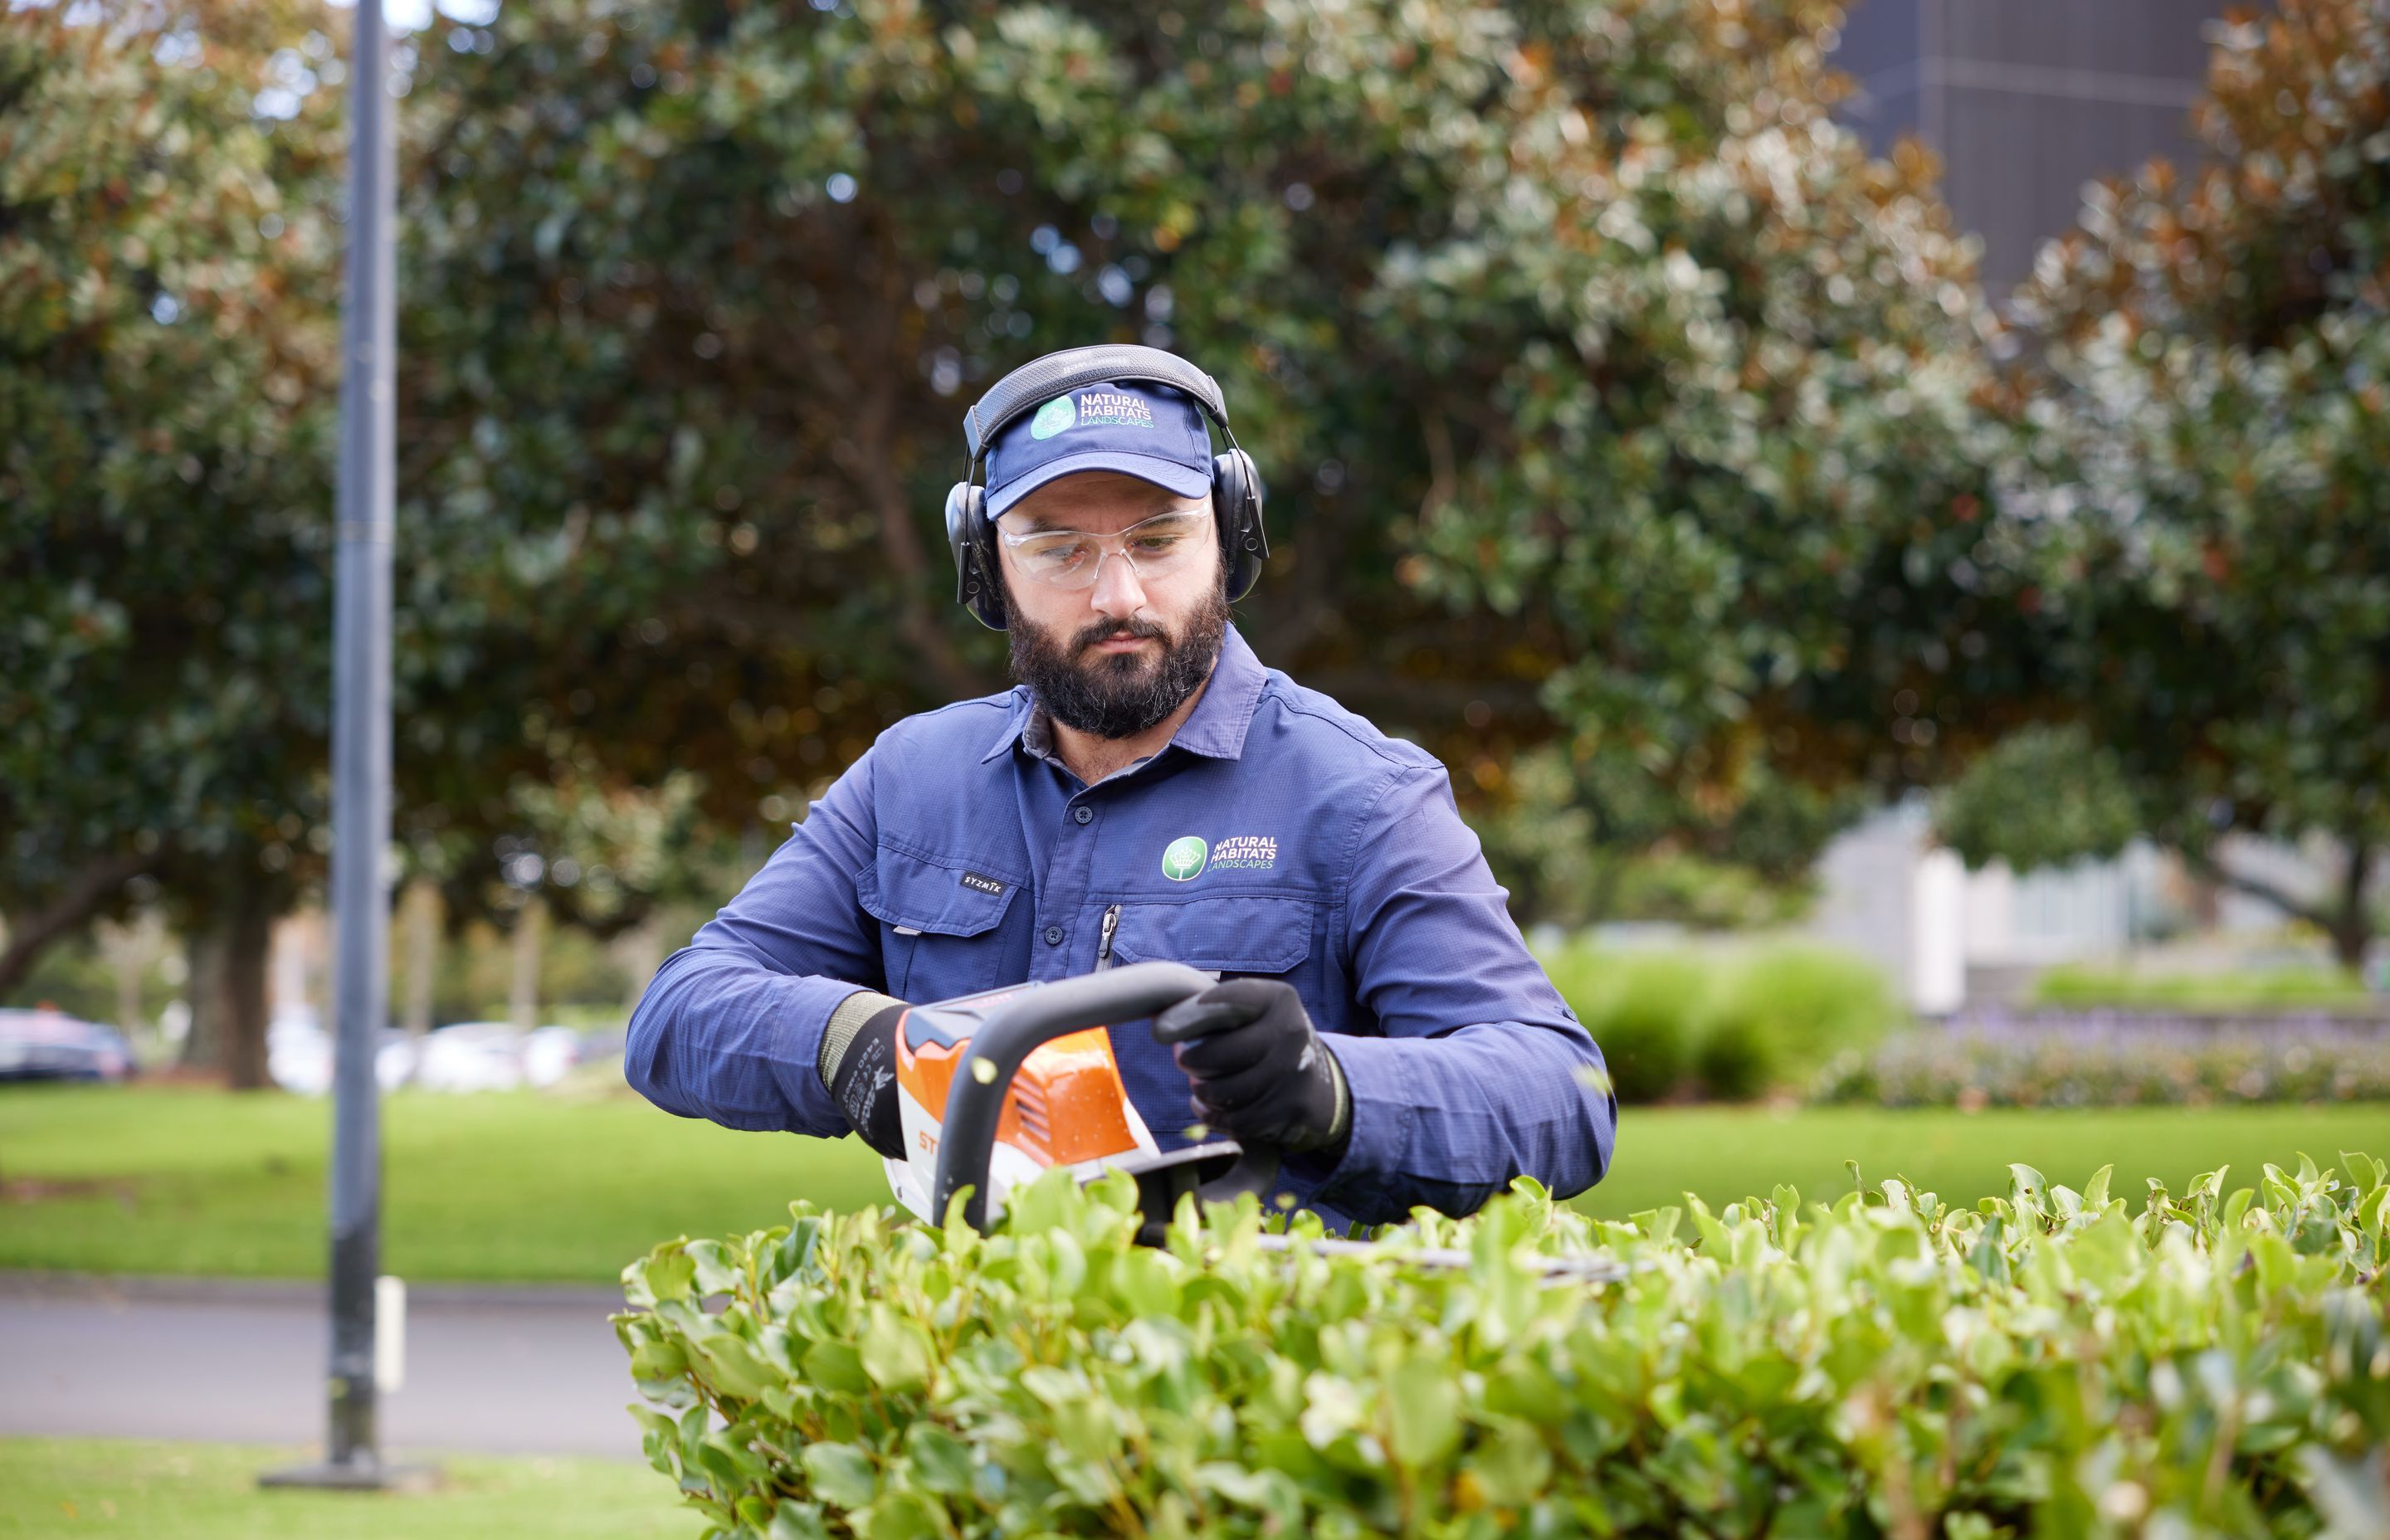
[1212, 450, 1266, 601]
[970, 535, 1007, 630]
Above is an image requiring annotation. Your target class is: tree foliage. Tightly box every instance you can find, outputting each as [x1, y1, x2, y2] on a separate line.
[0, 0, 347, 1077]
[1999, 0, 2390, 965]
[1933, 723, 2140, 877]
[1475, 743, 1862, 928]
[398, 0, 2027, 914]
[0, 0, 734, 1060]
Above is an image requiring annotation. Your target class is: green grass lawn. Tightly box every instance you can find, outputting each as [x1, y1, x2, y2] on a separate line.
[1, 1083, 2383, 1282]
[0, 1439, 691, 1540]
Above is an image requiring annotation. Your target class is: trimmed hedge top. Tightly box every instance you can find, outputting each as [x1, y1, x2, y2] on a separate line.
[619, 1155, 2390, 1539]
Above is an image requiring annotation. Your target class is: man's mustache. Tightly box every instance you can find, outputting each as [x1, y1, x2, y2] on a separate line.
[1074, 616, 1170, 651]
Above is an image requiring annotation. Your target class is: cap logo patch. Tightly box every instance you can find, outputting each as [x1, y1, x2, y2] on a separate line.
[1029, 394, 1076, 440]
[1073, 391, 1155, 430]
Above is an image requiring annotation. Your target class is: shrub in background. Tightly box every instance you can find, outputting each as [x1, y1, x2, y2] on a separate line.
[1540, 948, 1705, 1102]
[1695, 946, 1897, 1100]
[620, 1155, 2390, 1539]
[2033, 963, 2381, 1015]
[1818, 1024, 2390, 1108]
[1540, 943, 1894, 1101]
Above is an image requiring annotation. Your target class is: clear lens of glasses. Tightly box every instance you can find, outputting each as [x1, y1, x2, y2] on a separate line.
[999, 509, 1212, 590]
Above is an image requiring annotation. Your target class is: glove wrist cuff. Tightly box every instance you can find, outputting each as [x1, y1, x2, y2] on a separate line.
[1323, 1043, 1351, 1149]
[818, 989, 904, 1092]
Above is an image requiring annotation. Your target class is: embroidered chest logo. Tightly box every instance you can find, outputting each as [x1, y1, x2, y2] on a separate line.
[1211, 836, 1279, 871]
[1160, 836, 1208, 882]
[958, 870, 1007, 897]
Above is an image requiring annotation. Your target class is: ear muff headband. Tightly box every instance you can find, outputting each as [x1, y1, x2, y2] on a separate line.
[963, 344, 1230, 463]
[944, 344, 1268, 631]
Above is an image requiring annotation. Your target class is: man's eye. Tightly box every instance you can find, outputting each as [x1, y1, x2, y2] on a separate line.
[1025, 540, 1091, 567]
[1129, 534, 1183, 554]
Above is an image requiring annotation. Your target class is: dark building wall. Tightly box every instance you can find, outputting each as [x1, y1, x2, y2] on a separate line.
[1834, 0, 2227, 287]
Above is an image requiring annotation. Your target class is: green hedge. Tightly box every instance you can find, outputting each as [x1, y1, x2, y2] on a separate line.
[2033, 964, 2382, 1015]
[1817, 1026, 2390, 1109]
[1539, 943, 1895, 1101]
[618, 1155, 2390, 1538]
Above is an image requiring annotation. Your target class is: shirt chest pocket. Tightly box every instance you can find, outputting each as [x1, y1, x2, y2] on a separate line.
[1107, 896, 1315, 977]
[856, 846, 1025, 1002]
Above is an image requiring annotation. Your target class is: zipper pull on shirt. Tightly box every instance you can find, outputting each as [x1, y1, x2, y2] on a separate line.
[1095, 903, 1122, 971]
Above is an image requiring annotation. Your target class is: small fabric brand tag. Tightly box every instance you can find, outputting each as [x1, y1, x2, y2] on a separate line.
[959, 870, 1007, 897]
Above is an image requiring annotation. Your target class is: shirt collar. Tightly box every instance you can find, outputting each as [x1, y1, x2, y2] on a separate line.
[978, 623, 1266, 765]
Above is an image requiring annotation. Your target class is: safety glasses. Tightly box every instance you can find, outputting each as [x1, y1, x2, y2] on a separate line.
[994, 508, 1213, 592]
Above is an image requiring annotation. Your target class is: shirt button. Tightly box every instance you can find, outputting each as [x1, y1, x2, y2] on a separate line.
[1042, 925, 1065, 946]
[1073, 805, 1095, 825]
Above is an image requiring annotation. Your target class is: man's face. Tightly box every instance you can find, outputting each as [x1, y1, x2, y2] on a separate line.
[996, 470, 1230, 740]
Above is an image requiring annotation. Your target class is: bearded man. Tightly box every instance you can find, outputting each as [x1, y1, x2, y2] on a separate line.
[625, 346, 1615, 1223]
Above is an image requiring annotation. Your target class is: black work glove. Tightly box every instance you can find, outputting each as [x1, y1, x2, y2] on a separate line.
[1153, 978, 1349, 1157]
[822, 997, 910, 1159]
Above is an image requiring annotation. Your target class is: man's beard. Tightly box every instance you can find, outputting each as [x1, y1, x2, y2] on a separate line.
[1006, 582, 1230, 740]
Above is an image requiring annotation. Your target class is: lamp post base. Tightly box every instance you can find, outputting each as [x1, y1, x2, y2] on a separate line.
[259, 1457, 440, 1494]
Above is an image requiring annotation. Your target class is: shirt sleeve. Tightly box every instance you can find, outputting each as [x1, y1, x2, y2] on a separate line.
[1301, 761, 1617, 1222]
[622, 747, 885, 1135]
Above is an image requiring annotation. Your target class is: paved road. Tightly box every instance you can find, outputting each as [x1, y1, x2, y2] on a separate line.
[0, 1274, 642, 1458]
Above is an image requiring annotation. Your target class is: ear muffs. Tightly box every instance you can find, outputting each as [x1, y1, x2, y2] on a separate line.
[1212, 448, 1268, 602]
[944, 480, 1007, 629]
[948, 344, 1271, 632]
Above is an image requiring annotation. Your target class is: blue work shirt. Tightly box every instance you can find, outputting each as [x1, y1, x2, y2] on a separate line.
[624, 626, 1615, 1223]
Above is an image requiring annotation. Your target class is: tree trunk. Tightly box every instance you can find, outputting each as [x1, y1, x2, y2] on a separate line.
[509, 895, 546, 1031]
[2329, 840, 2376, 972]
[611, 919, 667, 1017]
[183, 927, 227, 1072]
[836, 264, 982, 701]
[181, 870, 274, 1089]
[95, 914, 159, 1036]
[400, 878, 440, 1037]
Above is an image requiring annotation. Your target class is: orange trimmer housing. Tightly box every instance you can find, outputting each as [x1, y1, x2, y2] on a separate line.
[881, 981, 1166, 1222]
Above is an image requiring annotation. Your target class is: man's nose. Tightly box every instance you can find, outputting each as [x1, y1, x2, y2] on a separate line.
[1087, 548, 1149, 618]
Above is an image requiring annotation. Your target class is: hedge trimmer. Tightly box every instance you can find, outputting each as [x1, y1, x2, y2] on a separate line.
[881, 959, 1624, 1281]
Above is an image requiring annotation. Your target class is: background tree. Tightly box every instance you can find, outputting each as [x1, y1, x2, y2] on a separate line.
[1476, 743, 1866, 929]
[1989, 0, 2390, 967]
[0, 0, 2075, 1043]
[1933, 723, 2141, 877]
[398, 0, 2032, 924]
[1324, 0, 2043, 888]
[0, 0, 729, 1073]
[0, 0, 346, 1083]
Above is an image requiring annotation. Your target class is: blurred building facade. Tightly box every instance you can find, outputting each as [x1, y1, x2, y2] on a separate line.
[1832, 0, 2227, 288]
[1810, 802, 2370, 1015]
[1809, 803, 2179, 1012]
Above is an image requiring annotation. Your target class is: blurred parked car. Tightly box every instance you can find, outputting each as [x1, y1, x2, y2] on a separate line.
[414, 1021, 588, 1091]
[522, 1025, 585, 1088]
[414, 1021, 527, 1092]
[266, 1016, 594, 1094]
[0, 1008, 133, 1082]
[267, 1011, 414, 1095]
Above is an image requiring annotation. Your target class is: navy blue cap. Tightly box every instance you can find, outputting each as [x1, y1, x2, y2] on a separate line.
[983, 379, 1213, 521]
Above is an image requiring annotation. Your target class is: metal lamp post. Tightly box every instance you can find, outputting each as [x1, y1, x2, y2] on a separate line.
[261, 0, 424, 1492]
